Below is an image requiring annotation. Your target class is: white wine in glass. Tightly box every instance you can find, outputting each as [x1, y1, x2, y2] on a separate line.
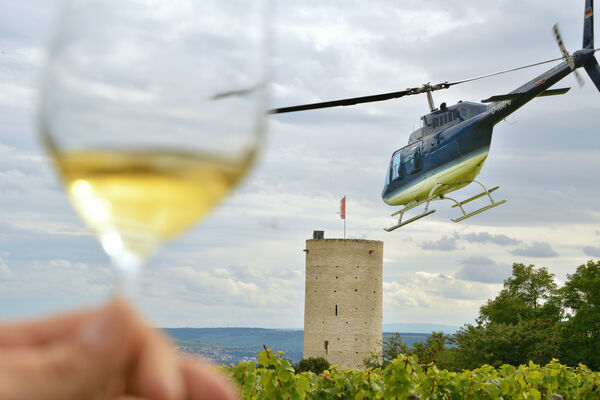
[40, 0, 270, 293]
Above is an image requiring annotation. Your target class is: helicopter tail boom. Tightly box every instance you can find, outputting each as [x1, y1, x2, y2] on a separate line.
[481, 87, 571, 103]
[584, 57, 600, 90]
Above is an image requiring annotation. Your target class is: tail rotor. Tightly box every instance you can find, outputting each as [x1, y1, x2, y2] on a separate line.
[553, 1, 600, 92]
[553, 24, 585, 87]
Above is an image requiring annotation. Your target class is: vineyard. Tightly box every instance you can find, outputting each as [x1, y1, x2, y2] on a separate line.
[222, 348, 600, 400]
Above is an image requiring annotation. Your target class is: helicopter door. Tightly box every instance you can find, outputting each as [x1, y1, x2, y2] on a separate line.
[402, 143, 422, 174]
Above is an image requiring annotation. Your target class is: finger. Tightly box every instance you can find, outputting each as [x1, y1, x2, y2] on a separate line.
[0, 308, 98, 346]
[127, 325, 185, 400]
[180, 361, 240, 400]
[0, 300, 136, 400]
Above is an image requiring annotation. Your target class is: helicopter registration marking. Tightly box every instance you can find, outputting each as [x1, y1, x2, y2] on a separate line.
[490, 100, 512, 115]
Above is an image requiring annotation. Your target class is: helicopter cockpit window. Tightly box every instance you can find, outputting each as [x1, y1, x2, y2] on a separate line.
[391, 152, 402, 180]
[403, 145, 421, 175]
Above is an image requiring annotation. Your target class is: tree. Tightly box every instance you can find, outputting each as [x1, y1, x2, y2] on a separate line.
[364, 332, 409, 368]
[451, 319, 561, 369]
[363, 332, 455, 369]
[449, 263, 562, 370]
[478, 263, 561, 325]
[559, 260, 600, 369]
[410, 331, 452, 366]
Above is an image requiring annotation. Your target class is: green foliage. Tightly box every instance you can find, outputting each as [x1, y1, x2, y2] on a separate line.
[559, 260, 600, 370]
[445, 263, 564, 370]
[223, 349, 600, 399]
[294, 357, 330, 374]
[478, 263, 561, 325]
[364, 331, 454, 369]
[366, 261, 600, 372]
[364, 332, 409, 368]
[411, 331, 453, 366]
[451, 320, 561, 370]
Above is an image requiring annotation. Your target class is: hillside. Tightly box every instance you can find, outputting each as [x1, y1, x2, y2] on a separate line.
[164, 327, 430, 364]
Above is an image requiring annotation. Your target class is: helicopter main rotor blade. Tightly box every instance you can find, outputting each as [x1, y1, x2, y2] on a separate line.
[268, 89, 406, 114]
[268, 89, 414, 114]
[268, 56, 563, 115]
[268, 83, 450, 114]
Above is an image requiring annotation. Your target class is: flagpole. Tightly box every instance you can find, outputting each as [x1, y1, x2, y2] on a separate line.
[343, 195, 346, 239]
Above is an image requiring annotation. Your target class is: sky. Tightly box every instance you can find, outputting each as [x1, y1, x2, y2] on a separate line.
[1, 0, 599, 331]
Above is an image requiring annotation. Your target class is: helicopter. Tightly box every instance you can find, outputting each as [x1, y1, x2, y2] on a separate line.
[269, 0, 600, 232]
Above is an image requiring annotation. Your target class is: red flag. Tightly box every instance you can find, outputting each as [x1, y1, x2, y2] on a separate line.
[340, 196, 346, 219]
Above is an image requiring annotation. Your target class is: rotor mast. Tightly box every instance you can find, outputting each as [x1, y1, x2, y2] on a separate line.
[424, 84, 436, 111]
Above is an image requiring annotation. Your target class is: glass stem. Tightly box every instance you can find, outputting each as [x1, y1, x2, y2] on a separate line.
[111, 252, 143, 299]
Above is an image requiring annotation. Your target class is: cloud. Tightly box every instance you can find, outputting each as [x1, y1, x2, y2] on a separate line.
[385, 271, 499, 305]
[418, 232, 521, 252]
[460, 232, 521, 247]
[258, 217, 281, 230]
[148, 263, 304, 311]
[455, 256, 511, 284]
[418, 235, 458, 251]
[48, 259, 89, 270]
[583, 246, 600, 258]
[0, 258, 11, 279]
[510, 242, 559, 258]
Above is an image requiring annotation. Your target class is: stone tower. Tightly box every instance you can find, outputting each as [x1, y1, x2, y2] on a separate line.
[303, 232, 383, 369]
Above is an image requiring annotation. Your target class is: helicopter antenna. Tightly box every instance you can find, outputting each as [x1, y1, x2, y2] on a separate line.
[446, 57, 563, 86]
[269, 56, 564, 114]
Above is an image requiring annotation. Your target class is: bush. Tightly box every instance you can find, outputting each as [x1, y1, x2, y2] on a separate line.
[294, 357, 330, 374]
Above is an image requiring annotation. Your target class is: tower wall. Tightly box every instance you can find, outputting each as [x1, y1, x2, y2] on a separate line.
[303, 238, 383, 369]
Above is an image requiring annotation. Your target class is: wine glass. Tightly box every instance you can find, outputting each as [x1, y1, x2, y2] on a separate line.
[39, 0, 270, 295]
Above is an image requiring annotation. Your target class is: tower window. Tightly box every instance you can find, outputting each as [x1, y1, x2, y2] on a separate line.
[335, 305, 338, 316]
[324, 340, 329, 354]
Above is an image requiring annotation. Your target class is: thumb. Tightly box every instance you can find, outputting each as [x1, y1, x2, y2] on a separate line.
[0, 301, 135, 400]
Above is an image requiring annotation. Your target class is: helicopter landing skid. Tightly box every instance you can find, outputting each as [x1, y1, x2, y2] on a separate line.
[384, 208, 436, 232]
[445, 180, 506, 223]
[385, 186, 443, 232]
